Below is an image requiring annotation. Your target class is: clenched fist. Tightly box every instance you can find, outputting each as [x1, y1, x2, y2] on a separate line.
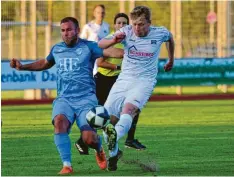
[114, 32, 126, 43]
[164, 60, 174, 72]
[10, 58, 22, 70]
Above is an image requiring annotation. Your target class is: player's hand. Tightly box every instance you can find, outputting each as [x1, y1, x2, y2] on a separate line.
[114, 32, 126, 43]
[164, 60, 174, 72]
[10, 58, 22, 70]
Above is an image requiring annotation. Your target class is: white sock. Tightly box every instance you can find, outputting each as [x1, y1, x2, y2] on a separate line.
[115, 114, 133, 141]
[109, 143, 119, 157]
[102, 130, 108, 144]
[63, 161, 71, 167]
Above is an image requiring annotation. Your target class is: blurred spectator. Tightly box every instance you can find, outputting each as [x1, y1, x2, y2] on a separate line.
[80, 4, 110, 75]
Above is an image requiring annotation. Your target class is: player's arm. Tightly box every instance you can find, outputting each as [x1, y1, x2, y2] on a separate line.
[10, 58, 55, 71]
[96, 57, 121, 70]
[164, 33, 175, 72]
[98, 32, 126, 49]
[103, 47, 124, 58]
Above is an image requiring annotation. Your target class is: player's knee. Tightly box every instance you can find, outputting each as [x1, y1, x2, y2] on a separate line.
[122, 103, 139, 118]
[54, 115, 70, 133]
[82, 131, 98, 146]
[110, 115, 119, 125]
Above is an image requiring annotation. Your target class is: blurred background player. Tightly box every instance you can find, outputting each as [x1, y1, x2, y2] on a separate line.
[10, 17, 123, 175]
[75, 13, 146, 157]
[80, 4, 110, 75]
[98, 6, 175, 171]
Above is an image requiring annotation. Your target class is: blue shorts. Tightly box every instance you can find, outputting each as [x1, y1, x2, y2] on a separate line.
[52, 94, 98, 130]
[104, 78, 156, 118]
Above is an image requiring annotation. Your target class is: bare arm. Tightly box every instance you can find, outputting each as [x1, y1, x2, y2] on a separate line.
[10, 58, 55, 71]
[103, 47, 124, 58]
[80, 25, 88, 39]
[164, 34, 175, 72]
[98, 33, 126, 49]
[96, 57, 121, 70]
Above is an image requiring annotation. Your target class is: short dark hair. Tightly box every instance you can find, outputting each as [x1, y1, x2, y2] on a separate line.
[60, 17, 79, 29]
[114, 13, 129, 25]
[93, 4, 105, 11]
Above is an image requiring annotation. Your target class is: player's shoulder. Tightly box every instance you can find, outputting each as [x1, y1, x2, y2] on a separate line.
[86, 21, 95, 28]
[150, 26, 169, 32]
[79, 38, 98, 49]
[53, 42, 64, 46]
[102, 21, 110, 27]
[79, 38, 95, 44]
[125, 25, 132, 31]
[51, 42, 66, 51]
[119, 25, 132, 33]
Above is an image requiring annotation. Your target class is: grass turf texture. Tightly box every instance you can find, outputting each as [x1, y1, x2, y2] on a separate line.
[1, 100, 234, 176]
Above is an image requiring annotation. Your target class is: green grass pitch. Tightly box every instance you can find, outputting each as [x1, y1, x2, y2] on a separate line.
[1, 100, 234, 176]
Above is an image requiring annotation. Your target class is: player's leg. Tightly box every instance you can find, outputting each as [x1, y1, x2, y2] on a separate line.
[104, 80, 126, 171]
[125, 112, 146, 150]
[95, 72, 111, 106]
[74, 74, 117, 155]
[115, 103, 140, 142]
[52, 99, 75, 174]
[114, 80, 155, 151]
[103, 115, 123, 171]
[103, 79, 126, 151]
[75, 94, 107, 170]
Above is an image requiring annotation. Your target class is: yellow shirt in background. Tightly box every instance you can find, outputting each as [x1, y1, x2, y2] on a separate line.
[98, 33, 123, 77]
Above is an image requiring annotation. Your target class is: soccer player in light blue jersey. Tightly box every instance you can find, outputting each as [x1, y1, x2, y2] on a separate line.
[98, 6, 175, 171]
[10, 17, 123, 175]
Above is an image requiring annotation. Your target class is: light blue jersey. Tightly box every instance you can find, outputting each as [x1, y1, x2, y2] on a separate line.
[116, 25, 171, 81]
[47, 38, 103, 100]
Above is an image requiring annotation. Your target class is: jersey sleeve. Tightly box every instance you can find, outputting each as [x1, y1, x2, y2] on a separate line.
[46, 45, 55, 63]
[87, 41, 103, 61]
[80, 24, 88, 39]
[161, 27, 172, 42]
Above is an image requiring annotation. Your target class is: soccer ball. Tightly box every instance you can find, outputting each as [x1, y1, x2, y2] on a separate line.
[86, 105, 110, 129]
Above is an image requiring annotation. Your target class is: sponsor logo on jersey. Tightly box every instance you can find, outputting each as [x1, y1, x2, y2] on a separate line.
[58, 58, 82, 71]
[128, 45, 154, 60]
[76, 48, 82, 55]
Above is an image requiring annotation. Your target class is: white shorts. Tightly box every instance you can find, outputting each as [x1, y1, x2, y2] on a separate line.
[104, 78, 156, 118]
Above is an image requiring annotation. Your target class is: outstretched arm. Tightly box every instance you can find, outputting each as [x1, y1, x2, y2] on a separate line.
[164, 34, 175, 72]
[98, 32, 126, 49]
[96, 57, 122, 70]
[103, 47, 124, 59]
[10, 58, 55, 71]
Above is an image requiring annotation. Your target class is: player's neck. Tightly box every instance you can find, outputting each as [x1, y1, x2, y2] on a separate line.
[94, 19, 103, 25]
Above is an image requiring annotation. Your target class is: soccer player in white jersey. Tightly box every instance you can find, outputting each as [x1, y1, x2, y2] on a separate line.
[80, 4, 110, 75]
[10, 17, 123, 175]
[98, 6, 175, 171]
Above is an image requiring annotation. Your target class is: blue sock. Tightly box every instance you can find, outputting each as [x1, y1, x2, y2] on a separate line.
[97, 135, 102, 152]
[54, 133, 71, 165]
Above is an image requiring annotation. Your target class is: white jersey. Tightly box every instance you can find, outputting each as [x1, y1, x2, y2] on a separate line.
[80, 21, 110, 42]
[115, 25, 171, 81]
[80, 21, 110, 75]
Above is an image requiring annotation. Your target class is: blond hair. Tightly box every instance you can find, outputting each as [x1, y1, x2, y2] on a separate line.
[130, 6, 151, 23]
